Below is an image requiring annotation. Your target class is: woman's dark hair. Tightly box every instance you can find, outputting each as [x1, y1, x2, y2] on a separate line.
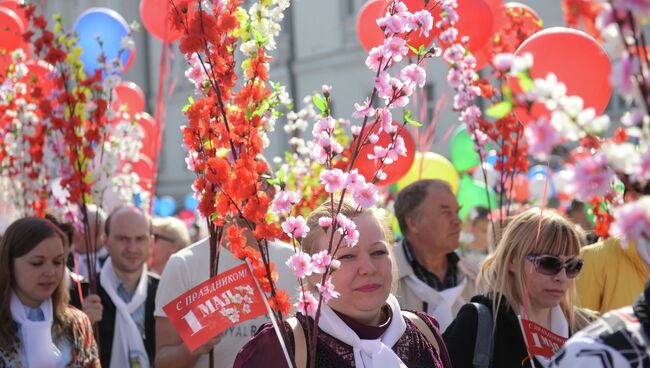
[0, 217, 70, 348]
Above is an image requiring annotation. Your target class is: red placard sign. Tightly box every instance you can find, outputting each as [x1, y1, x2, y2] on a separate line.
[521, 318, 568, 358]
[163, 264, 267, 352]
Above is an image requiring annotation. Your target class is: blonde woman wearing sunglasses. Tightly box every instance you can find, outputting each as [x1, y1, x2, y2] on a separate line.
[443, 208, 596, 368]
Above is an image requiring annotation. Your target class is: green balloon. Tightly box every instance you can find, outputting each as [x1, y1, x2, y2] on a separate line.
[457, 175, 497, 220]
[450, 124, 480, 172]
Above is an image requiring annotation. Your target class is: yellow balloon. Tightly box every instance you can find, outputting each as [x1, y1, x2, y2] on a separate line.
[396, 152, 460, 194]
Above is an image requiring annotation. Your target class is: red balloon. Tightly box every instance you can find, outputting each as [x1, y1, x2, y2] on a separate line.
[472, 45, 490, 70]
[138, 113, 159, 161]
[353, 125, 416, 186]
[22, 60, 55, 92]
[357, 0, 387, 52]
[512, 27, 611, 122]
[457, 0, 493, 52]
[381, 0, 438, 56]
[0, 7, 23, 50]
[113, 81, 145, 114]
[140, 0, 193, 42]
[128, 156, 155, 192]
[124, 45, 135, 72]
[485, 0, 504, 30]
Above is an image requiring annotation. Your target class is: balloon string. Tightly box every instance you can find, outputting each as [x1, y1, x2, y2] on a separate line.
[151, 42, 171, 212]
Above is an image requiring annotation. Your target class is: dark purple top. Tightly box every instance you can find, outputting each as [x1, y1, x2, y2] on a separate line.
[233, 308, 452, 368]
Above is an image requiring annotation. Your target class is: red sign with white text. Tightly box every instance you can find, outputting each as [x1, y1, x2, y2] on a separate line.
[163, 264, 266, 352]
[521, 318, 568, 358]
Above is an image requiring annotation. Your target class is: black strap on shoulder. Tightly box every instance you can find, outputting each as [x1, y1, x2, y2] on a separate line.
[471, 302, 494, 368]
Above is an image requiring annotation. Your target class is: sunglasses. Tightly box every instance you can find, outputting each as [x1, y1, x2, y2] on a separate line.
[526, 255, 584, 278]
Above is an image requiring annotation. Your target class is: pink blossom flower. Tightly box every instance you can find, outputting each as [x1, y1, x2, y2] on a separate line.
[316, 279, 341, 301]
[351, 125, 362, 136]
[447, 69, 463, 89]
[378, 108, 396, 134]
[368, 133, 379, 144]
[286, 251, 314, 278]
[378, 14, 405, 34]
[439, 28, 458, 44]
[295, 290, 318, 317]
[400, 64, 427, 88]
[365, 46, 385, 72]
[353, 182, 379, 208]
[320, 168, 348, 193]
[443, 44, 465, 64]
[282, 216, 310, 239]
[610, 197, 650, 248]
[312, 116, 336, 136]
[336, 213, 359, 247]
[375, 72, 392, 100]
[311, 250, 340, 274]
[570, 153, 616, 200]
[618, 0, 650, 11]
[525, 117, 561, 161]
[318, 216, 333, 228]
[493, 53, 514, 71]
[322, 84, 332, 95]
[383, 37, 408, 63]
[410, 10, 434, 37]
[346, 169, 367, 192]
[353, 98, 375, 119]
[272, 190, 300, 216]
[610, 53, 637, 96]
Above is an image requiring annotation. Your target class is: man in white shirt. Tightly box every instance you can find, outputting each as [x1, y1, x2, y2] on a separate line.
[154, 234, 298, 368]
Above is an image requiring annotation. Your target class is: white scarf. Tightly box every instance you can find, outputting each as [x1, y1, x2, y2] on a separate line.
[404, 275, 467, 331]
[71, 246, 108, 279]
[10, 293, 63, 368]
[318, 294, 407, 368]
[99, 258, 150, 368]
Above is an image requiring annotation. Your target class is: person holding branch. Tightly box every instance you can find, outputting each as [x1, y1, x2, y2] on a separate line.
[234, 198, 451, 367]
[443, 208, 596, 367]
[0, 217, 99, 367]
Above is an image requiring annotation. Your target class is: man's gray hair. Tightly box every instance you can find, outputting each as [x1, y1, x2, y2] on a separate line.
[394, 179, 453, 237]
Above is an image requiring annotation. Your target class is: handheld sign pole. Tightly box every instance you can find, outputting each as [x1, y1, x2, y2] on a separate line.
[246, 260, 295, 368]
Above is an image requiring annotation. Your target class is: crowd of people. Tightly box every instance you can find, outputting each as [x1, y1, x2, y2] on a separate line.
[1, 178, 649, 367]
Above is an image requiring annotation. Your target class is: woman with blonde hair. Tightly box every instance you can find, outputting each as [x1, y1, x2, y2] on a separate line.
[235, 198, 451, 367]
[443, 207, 594, 368]
[0, 217, 99, 367]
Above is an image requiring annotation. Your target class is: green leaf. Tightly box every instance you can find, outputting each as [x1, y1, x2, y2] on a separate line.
[312, 94, 328, 116]
[502, 85, 513, 102]
[485, 101, 513, 119]
[403, 110, 423, 127]
[518, 73, 534, 92]
[245, 108, 253, 121]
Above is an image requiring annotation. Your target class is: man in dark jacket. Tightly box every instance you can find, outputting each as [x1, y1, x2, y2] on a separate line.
[71, 206, 158, 368]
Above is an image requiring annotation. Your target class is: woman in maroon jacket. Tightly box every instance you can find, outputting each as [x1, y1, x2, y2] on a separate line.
[235, 198, 451, 368]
